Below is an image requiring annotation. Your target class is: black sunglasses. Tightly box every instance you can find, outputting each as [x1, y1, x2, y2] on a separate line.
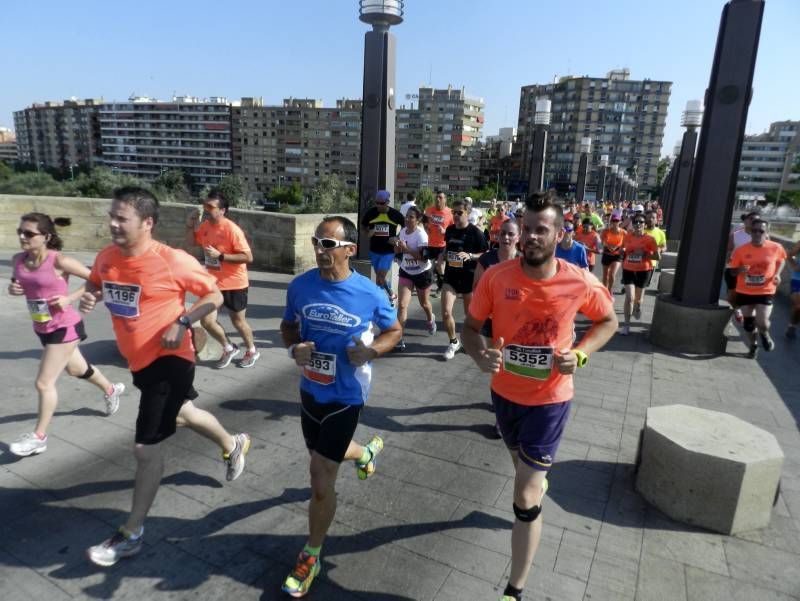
[751, 229, 766, 234]
[453, 210, 465, 216]
[633, 221, 645, 225]
[17, 228, 43, 239]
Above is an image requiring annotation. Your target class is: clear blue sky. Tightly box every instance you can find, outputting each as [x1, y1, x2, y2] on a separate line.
[2, 0, 798, 157]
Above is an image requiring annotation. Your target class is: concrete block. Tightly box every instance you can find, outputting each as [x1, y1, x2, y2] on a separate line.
[650, 293, 731, 354]
[635, 404, 784, 534]
[660, 251, 678, 269]
[667, 238, 680, 252]
[657, 268, 675, 293]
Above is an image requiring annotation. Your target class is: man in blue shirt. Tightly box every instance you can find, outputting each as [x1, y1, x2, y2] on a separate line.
[280, 215, 402, 597]
[555, 222, 590, 269]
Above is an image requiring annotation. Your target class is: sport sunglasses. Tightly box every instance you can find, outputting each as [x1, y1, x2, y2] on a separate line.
[311, 236, 355, 249]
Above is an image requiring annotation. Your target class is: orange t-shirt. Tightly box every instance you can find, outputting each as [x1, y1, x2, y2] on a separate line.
[729, 241, 788, 295]
[469, 259, 614, 406]
[194, 217, 251, 290]
[600, 229, 625, 256]
[575, 231, 601, 266]
[89, 241, 217, 372]
[424, 206, 454, 248]
[489, 214, 510, 244]
[622, 233, 658, 272]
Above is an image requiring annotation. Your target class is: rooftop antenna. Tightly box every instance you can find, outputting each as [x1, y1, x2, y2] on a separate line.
[428, 63, 432, 86]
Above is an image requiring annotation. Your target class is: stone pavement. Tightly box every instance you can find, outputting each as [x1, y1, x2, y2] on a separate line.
[0, 252, 799, 601]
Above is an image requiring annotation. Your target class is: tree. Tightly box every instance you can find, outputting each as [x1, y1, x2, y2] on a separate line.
[273, 182, 303, 207]
[217, 174, 246, 208]
[417, 188, 435, 209]
[0, 162, 13, 180]
[306, 175, 357, 214]
[0, 171, 68, 196]
[765, 189, 800, 209]
[66, 167, 147, 198]
[153, 169, 192, 204]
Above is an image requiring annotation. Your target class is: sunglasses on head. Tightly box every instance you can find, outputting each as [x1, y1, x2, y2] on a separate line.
[17, 228, 43, 239]
[311, 236, 355, 249]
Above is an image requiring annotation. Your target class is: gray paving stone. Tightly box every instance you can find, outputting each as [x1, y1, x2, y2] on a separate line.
[641, 515, 729, 577]
[554, 529, 596, 582]
[685, 566, 800, 601]
[585, 553, 639, 599]
[636, 552, 687, 601]
[723, 536, 800, 596]
[433, 569, 504, 601]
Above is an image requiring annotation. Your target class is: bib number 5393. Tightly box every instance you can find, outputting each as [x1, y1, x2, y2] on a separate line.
[303, 351, 336, 385]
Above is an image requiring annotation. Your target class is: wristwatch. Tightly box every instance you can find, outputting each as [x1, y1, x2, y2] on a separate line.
[573, 349, 589, 368]
[176, 315, 192, 329]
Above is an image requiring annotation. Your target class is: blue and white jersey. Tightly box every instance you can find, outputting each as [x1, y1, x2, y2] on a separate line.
[283, 268, 397, 405]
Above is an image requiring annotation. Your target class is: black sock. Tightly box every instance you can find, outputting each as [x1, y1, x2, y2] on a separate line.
[503, 584, 523, 600]
[450, 338, 458, 345]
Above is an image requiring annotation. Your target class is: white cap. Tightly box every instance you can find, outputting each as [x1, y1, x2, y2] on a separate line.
[634, 204, 645, 212]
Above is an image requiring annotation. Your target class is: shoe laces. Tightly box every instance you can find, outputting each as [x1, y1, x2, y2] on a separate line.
[292, 552, 317, 579]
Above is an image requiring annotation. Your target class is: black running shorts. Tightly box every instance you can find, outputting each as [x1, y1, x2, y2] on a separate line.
[300, 390, 362, 463]
[221, 288, 248, 313]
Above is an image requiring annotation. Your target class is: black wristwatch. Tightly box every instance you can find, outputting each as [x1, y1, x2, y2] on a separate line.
[218, 253, 224, 262]
[176, 315, 192, 329]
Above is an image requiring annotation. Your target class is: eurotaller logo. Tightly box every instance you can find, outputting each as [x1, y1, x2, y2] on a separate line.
[302, 303, 361, 333]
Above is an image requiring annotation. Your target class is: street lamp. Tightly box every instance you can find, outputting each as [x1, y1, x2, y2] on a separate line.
[528, 97, 551, 193]
[609, 164, 619, 204]
[665, 99, 703, 239]
[598, 154, 609, 202]
[575, 136, 591, 203]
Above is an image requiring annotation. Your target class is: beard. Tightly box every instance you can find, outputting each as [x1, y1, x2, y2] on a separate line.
[523, 240, 556, 267]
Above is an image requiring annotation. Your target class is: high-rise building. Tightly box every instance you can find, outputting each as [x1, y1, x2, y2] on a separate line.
[478, 127, 516, 193]
[736, 120, 800, 201]
[13, 99, 102, 171]
[231, 97, 362, 201]
[0, 127, 16, 163]
[96, 96, 232, 190]
[513, 69, 671, 196]
[396, 86, 484, 199]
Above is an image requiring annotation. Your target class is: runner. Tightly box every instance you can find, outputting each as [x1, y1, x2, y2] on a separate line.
[620, 216, 660, 335]
[394, 206, 436, 349]
[462, 192, 617, 601]
[728, 218, 787, 357]
[280, 215, 401, 597]
[554, 221, 589, 269]
[360, 189, 405, 306]
[600, 212, 625, 292]
[574, 218, 602, 274]
[725, 209, 761, 324]
[437, 198, 488, 360]
[82, 187, 250, 567]
[786, 240, 800, 340]
[7, 213, 124, 457]
[643, 208, 668, 285]
[399, 191, 417, 218]
[424, 191, 454, 296]
[185, 189, 260, 368]
[489, 202, 511, 248]
[465, 197, 484, 229]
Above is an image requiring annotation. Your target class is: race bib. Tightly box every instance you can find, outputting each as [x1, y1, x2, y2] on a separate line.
[27, 299, 52, 323]
[402, 256, 419, 269]
[503, 345, 554, 380]
[103, 282, 141, 318]
[447, 251, 464, 268]
[627, 253, 643, 263]
[745, 274, 765, 286]
[204, 253, 221, 270]
[303, 351, 336, 385]
[373, 223, 390, 236]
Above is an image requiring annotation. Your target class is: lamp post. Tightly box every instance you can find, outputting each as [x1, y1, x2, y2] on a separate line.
[357, 0, 403, 258]
[609, 164, 619, 205]
[598, 154, 609, 202]
[665, 100, 703, 240]
[575, 136, 591, 204]
[527, 97, 551, 193]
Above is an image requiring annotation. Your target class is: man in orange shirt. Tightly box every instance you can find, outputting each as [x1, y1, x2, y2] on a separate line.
[729, 218, 787, 357]
[620, 217, 660, 335]
[81, 187, 250, 567]
[462, 191, 617, 601]
[489, 202, 511, 248]
[424, 190, 454, 295]
[575, 217, 602, 272]
[186, 189, 259, 368]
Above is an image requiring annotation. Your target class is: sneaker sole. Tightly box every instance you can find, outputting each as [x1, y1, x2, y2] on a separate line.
[9, 445, 47, 457]
[227, 434, 251, 481]
[105, 383, 125, 416]
[237, 355, 261, 368]
[215, 350, 241, 369]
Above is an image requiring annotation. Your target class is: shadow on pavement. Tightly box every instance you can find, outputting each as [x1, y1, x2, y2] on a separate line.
[0, 406, 105, 427]
[78, 339, 128, 369]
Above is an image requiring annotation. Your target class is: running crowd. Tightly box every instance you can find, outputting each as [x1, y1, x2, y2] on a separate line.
[5, 185, 798, 601]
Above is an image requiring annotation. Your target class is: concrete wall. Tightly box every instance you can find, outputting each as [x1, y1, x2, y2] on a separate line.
[0, 194, 356, 274]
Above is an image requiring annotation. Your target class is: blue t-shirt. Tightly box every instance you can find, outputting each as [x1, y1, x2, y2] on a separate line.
[555, 241, 589, 269]
[283, 268, 397, 405]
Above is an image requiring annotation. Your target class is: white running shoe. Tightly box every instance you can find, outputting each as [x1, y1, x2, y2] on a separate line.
[224, 433, 251, 481]
[9, 433, 47, 457]
[104, 383, 125, 416]
[215, 345, 242, 369]
[427, 320, 437, 336]
[87, 528, 143, 566]
[632, 304, 642, 320]
[443, 339, 462, 360]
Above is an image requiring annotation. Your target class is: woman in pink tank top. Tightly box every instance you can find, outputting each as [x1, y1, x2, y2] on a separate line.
[7, 213, 125, 458]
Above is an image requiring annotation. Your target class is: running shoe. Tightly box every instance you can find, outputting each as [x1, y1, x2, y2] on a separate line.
[426, 320, 437, 336]
[443, 339, 462, 360]
[238, 350, 261, 368]
[356, 435, 384, 480]
[224, 433, 251, 481]
[500, 596, 517, 601]
[282, 551, 321, 598]
[87, 527, 143, 566]
[215, 345, 242, 369]
[734, 309, 744, 324]
[9, 433, 47, 457]
[104, 382, 125, 416]
[620, 324, 630, 336]
[395, 338, 406, 351]
[632, 303, 641, 320]
[748, 340, 758, 359]
[786, 326, 797, 340]
[760, 332, 775, 352]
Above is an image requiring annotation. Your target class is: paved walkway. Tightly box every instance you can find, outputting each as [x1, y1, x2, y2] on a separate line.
[1, 252, 798, 600]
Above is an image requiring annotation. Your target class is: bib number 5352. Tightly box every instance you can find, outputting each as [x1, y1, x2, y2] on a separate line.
[503, 345, 554, 380]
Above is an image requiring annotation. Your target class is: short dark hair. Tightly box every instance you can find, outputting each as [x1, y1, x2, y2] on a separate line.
[113, 186, 159, 224]
[206, 188, 230, 211]
[452, 199, 466, 210]
[406, 192, 416, 201]
[406, 206, 423, 221]
[525, 190, 564, 227]
[322, 215, 358, 244]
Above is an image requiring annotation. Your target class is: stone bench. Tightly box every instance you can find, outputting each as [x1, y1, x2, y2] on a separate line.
[659, 251, 678, 270]
[657, 268, 675, 293]
[635, 404, 783, 534]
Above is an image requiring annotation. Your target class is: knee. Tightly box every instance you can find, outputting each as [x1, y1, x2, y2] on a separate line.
[34, 378, 53, 394]
[133, 443, 163, 464]
[743, 316, 756, 332]
[176, 401, 194, 427]
[230, 313, 246, 328]
[309, 467, 336, 501]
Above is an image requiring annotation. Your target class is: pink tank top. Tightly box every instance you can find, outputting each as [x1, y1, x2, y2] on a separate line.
[14, 251, 81, 333]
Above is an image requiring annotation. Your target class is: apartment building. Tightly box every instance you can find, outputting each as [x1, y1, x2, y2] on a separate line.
[95, 96, 232, 190]
[396, 86, 484, 199]
[231, 97, 362, 201]
[513, 69, 671, 196]
[0, 127, 16, 163]
[478, 127, 516, 193]
[13, 99, 102, 171]
[736, 120, 800, 201]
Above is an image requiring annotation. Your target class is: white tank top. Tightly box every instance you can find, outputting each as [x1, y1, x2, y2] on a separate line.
[732, 228, 750, 250]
